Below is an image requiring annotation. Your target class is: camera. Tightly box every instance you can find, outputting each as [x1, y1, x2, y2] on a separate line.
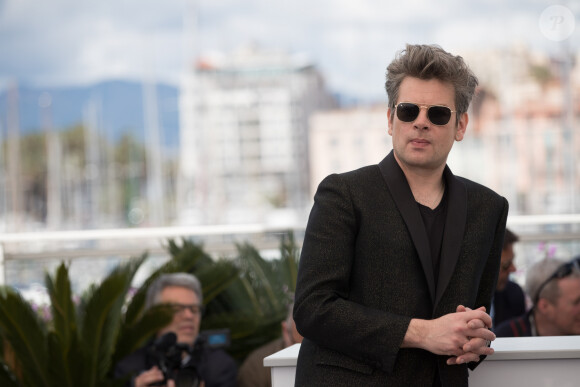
[148, 330, 230, 387]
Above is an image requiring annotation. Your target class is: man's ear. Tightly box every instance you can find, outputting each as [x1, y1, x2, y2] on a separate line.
[536, 297, 553, 314]
[455, 112, 468, 141]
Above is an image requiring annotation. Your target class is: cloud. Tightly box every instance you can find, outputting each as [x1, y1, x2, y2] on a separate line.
[0, 0, 577, 99]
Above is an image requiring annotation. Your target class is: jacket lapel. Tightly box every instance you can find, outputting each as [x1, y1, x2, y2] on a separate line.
[434, 166, 467, 309]
[379, 151, 436, 304]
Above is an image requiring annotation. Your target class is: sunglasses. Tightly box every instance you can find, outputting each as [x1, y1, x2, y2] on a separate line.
[533, 257, 580, 305]
[395, 102, 456, 126]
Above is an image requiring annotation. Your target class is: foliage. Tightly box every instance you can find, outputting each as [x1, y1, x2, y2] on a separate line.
[0, 231, 300, 385]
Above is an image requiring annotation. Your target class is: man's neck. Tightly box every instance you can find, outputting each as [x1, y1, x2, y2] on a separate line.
[395, 156, 446, 209]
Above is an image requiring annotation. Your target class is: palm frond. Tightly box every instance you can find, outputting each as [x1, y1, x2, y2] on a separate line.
[196, 260, 240, 304]
[45, 263, 77, 353]
[0, 287, 50, 387]
[278, 231, 300, 294]
[235, 242, 286, 314]
[46, 331, 74, 387]
[111, 305, 173, 370]
[78, 256, 145, 387]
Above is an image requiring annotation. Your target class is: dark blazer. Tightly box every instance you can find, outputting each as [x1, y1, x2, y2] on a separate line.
[492, 280, 527, 328]
[293, 151, 509, 387]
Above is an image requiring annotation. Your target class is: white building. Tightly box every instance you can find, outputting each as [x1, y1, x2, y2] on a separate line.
[178, 44, 335, 225]
[308, 106, 392, 198]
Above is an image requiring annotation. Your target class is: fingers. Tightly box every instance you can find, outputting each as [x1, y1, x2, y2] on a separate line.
[456, 305, 486, 313]
[447, 337, 495, 366]
[458, 308, 492, 329]
[447, 350, 488, 365]
[134, 366, 165, 387]
[465, 327, 495, 342]
[463, 336, 495, 354]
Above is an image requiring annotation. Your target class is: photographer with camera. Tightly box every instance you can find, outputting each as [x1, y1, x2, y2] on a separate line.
[115, 273, 237, 387]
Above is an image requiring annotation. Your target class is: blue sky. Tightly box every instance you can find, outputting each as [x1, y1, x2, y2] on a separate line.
[0, 0, 578, 101]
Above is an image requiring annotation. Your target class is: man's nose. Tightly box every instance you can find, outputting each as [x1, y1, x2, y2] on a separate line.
[413, 107, 430, 129]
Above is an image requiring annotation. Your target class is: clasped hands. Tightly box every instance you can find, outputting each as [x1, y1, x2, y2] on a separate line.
[431, 305, 496, 365]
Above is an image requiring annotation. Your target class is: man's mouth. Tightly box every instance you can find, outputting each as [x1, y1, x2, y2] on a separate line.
[411, 138, 430, 146]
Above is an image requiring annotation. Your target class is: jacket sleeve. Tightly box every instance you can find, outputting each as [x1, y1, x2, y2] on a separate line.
[293, 173, 412, 373]
[468, 196, 509, 370]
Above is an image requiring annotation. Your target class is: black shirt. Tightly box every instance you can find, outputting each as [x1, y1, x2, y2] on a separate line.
[417, 186, 448, 291]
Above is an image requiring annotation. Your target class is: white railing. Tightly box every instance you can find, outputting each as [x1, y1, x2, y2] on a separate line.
[1, 214, 579, 286]
[0, 223, 305, 286]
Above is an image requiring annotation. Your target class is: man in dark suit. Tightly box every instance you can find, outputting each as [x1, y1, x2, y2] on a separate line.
[293, 44, 508, 387]
[491, 228, 527, 328]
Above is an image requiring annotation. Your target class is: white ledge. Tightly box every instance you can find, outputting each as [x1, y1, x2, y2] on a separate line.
[265, 338, 580, 387]
[264, 337, 580, 367]
[488, 336, 580, 360]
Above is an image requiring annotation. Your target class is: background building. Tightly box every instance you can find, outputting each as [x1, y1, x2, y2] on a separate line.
[178, 44, 336, 225]
[308, 105, 392, 198]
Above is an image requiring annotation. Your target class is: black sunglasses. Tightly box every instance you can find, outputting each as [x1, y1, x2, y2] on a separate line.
[395, 102, 456, 126]
[533, 257, 580, 305]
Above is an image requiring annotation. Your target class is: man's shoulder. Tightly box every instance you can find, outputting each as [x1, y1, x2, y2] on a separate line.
[315, 164, 382, 194]
[495, 312, 532, 337]
[455, 175, 506, 204]
[326, 164, 381, 181]
[455, 176, 499, 195]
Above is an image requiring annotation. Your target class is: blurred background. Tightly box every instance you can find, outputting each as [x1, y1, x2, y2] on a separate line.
[0, 0, 579, 298]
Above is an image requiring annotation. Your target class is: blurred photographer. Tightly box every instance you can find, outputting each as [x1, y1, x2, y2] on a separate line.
[115, 273, 237, 387]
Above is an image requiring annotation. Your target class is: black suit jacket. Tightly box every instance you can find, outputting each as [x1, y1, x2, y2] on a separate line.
[293, 151, 509, 387]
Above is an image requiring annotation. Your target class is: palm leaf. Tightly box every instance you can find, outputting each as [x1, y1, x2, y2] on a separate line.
[111, 305, 173, 370]
[196, 260, 240, 305]
[46, 331, 73, 387]
[45, 263, 77, 355]
[235, 242, 285, 314]
[278, 231, 300, 294]
[78, 256, 145, 387]
[0, 287, 49, 387]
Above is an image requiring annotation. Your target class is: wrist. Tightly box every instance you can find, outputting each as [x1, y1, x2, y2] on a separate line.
[402, 318, 429, 350]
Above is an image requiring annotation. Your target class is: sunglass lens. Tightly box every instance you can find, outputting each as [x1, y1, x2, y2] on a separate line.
[396, 103, 419, 122]
[428, 106, 452, 125]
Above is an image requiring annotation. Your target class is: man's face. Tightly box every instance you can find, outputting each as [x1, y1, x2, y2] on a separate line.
[496, 243, 516, 291]
[157, 286, 202, 346]
[388, 77, 467, 173]
[549, 277, 580, 335]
